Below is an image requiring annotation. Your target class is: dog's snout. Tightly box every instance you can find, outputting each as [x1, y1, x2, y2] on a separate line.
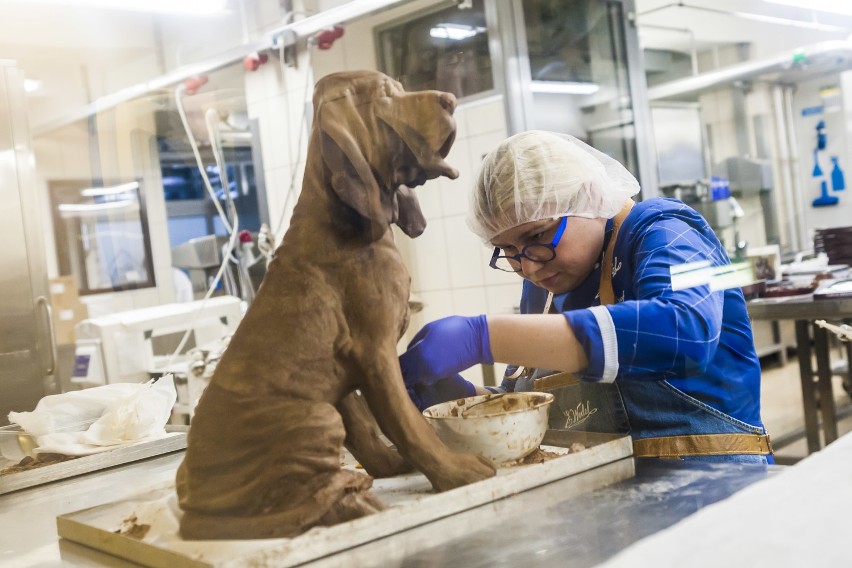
[438, 92, 457, 113]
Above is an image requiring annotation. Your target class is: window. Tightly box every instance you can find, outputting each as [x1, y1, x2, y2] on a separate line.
[50, 179, 156, 295]
[377, 0, 494, 100]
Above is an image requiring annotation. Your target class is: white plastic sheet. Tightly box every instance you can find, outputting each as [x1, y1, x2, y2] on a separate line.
[7, 376, 177, 456]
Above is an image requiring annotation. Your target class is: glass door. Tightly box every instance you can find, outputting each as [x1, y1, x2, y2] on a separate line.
[499, 0, 657, 195]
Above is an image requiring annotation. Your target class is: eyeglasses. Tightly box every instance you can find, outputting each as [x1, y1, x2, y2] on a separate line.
[489, 216, 568, 273]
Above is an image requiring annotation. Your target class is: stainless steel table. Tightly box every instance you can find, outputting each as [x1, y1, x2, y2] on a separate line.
[0, 452, 778, 567]
[747, 295, 852, 454]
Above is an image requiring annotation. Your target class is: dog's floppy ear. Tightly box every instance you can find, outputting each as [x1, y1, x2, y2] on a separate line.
[317, 93, 394, 239]
[393, 185, 426, 238]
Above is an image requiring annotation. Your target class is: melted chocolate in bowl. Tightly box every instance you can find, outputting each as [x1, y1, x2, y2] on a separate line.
[423, 393, 554, 464]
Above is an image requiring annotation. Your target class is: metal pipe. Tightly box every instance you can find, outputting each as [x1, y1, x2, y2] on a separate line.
[771, 84, 800, 253]
[782, 84, 810, 252]
[622, 0, 659, 197]
[33, 0, 417, 136]
[648, 40, 852, 101]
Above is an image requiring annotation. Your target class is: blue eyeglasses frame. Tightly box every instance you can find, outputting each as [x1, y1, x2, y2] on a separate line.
[489, 216, 569, 273]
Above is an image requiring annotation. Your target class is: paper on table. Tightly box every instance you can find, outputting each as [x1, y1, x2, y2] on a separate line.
[82, 375, 176, 446]
[8, 376, 177, 456]
[8, 383, 144, 437]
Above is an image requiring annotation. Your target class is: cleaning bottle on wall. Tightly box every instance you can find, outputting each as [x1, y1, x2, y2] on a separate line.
[811, 120, 838, 207]
[816, 120, 827, 150]
[831, 156, 845, 191]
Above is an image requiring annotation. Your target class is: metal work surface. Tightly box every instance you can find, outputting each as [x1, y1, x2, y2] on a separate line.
[303, 459, 779, 568]
[56, 432, 632, 567]
[748, 295, 852, 453]
[0, 450, 777, 567]
[0, 430, 187, 495]
[747, 294, 852, 320]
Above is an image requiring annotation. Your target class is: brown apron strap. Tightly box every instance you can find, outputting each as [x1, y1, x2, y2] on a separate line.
[632, 433, 773, 458]
[533, 371, 581, 392]
[599, 200, 634, 306]
[524, 201, 633, 387]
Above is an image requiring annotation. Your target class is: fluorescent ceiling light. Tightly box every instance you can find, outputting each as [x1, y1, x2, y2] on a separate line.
[429, 23, 486, 41]
[23, 79, 41, 93]
[639, 3, 847, 33]
[80, 181, 139, 197]
[58, 200, 138, 217]
[530, 81, 600, 95]
[287, 0, 406, 38]
[734, 10, 847, 32]
[23, 0, 229, 15]
[764, 0, 852, 17]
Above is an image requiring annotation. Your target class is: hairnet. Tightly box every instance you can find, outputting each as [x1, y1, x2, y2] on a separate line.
[467, 131, 641, 243]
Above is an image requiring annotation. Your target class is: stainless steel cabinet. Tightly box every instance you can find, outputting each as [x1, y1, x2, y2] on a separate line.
[0, 61, 57, 424]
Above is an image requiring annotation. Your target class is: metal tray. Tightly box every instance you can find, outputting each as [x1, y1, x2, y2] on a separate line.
[0, 426, 187, 495]
[57, 430, 633, 568]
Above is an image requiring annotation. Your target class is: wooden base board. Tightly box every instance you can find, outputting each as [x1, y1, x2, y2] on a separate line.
[57, 431, 632, 568]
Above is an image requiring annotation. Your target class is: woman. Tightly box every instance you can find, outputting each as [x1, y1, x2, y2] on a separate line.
[400, 131, 772, 463]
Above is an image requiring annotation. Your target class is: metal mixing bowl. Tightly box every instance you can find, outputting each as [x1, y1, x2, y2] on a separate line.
[0, 427, 37, 461]
[422, 392, 554, 465]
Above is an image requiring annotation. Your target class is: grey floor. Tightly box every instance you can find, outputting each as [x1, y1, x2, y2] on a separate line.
[760, 350, 852, 463]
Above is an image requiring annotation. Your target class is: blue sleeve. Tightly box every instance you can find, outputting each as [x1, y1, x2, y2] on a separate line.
[564, 216, 725, 382]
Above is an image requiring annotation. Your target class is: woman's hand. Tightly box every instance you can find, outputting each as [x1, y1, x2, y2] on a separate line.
[406, 374, 478, 411]
[399, 315, 493, 387]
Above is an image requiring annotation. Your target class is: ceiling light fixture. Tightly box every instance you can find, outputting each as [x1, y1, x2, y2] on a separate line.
[80, 181, 140, 197]
[429, 23, 485, 41]
[764, 0, 852, 17]
[733, 10, 847, 32]
[639, 3, 848, 33]
[530, 81, 600, 95]
[58, 201, 138, 217]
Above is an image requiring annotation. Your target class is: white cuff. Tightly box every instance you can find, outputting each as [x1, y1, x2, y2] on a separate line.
[589, 305, 619, 383]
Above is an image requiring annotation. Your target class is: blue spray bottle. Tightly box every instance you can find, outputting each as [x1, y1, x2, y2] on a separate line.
[831, 156, 845, 191]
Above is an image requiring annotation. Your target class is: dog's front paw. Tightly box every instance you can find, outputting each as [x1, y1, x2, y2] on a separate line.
[431, 451, 496, 492]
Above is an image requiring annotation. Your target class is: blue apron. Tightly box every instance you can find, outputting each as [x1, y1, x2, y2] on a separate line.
[507, 202, 772, 463]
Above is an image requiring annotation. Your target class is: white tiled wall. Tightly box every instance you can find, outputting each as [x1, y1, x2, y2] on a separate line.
[402, 97, 518, 386]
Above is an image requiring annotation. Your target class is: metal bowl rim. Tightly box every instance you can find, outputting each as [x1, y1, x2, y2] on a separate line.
[422, 392, 554, 420]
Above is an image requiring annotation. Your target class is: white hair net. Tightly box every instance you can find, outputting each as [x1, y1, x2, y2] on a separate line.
[467, 131, 641, 243]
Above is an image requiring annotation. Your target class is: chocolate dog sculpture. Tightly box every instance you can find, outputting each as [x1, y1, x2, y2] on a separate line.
[176, 71, 495, 540]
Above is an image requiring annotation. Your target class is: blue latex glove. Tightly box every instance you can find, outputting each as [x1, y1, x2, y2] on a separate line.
[407, 374, 477, 412]
[399, 315, 493, 388]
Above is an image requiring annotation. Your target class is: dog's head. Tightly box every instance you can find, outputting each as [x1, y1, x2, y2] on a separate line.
[313, 71, 459, 239]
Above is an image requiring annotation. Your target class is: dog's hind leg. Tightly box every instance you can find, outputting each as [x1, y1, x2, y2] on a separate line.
[317, 486, 386, 526]
[338, 390, 414, 478]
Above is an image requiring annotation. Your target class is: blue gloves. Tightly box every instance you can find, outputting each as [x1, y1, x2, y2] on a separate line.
[399, 315, 494, 411]
[399, 315, 492, 411]
[399, 314, 493, 388]
[407, 374, 477, 412]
